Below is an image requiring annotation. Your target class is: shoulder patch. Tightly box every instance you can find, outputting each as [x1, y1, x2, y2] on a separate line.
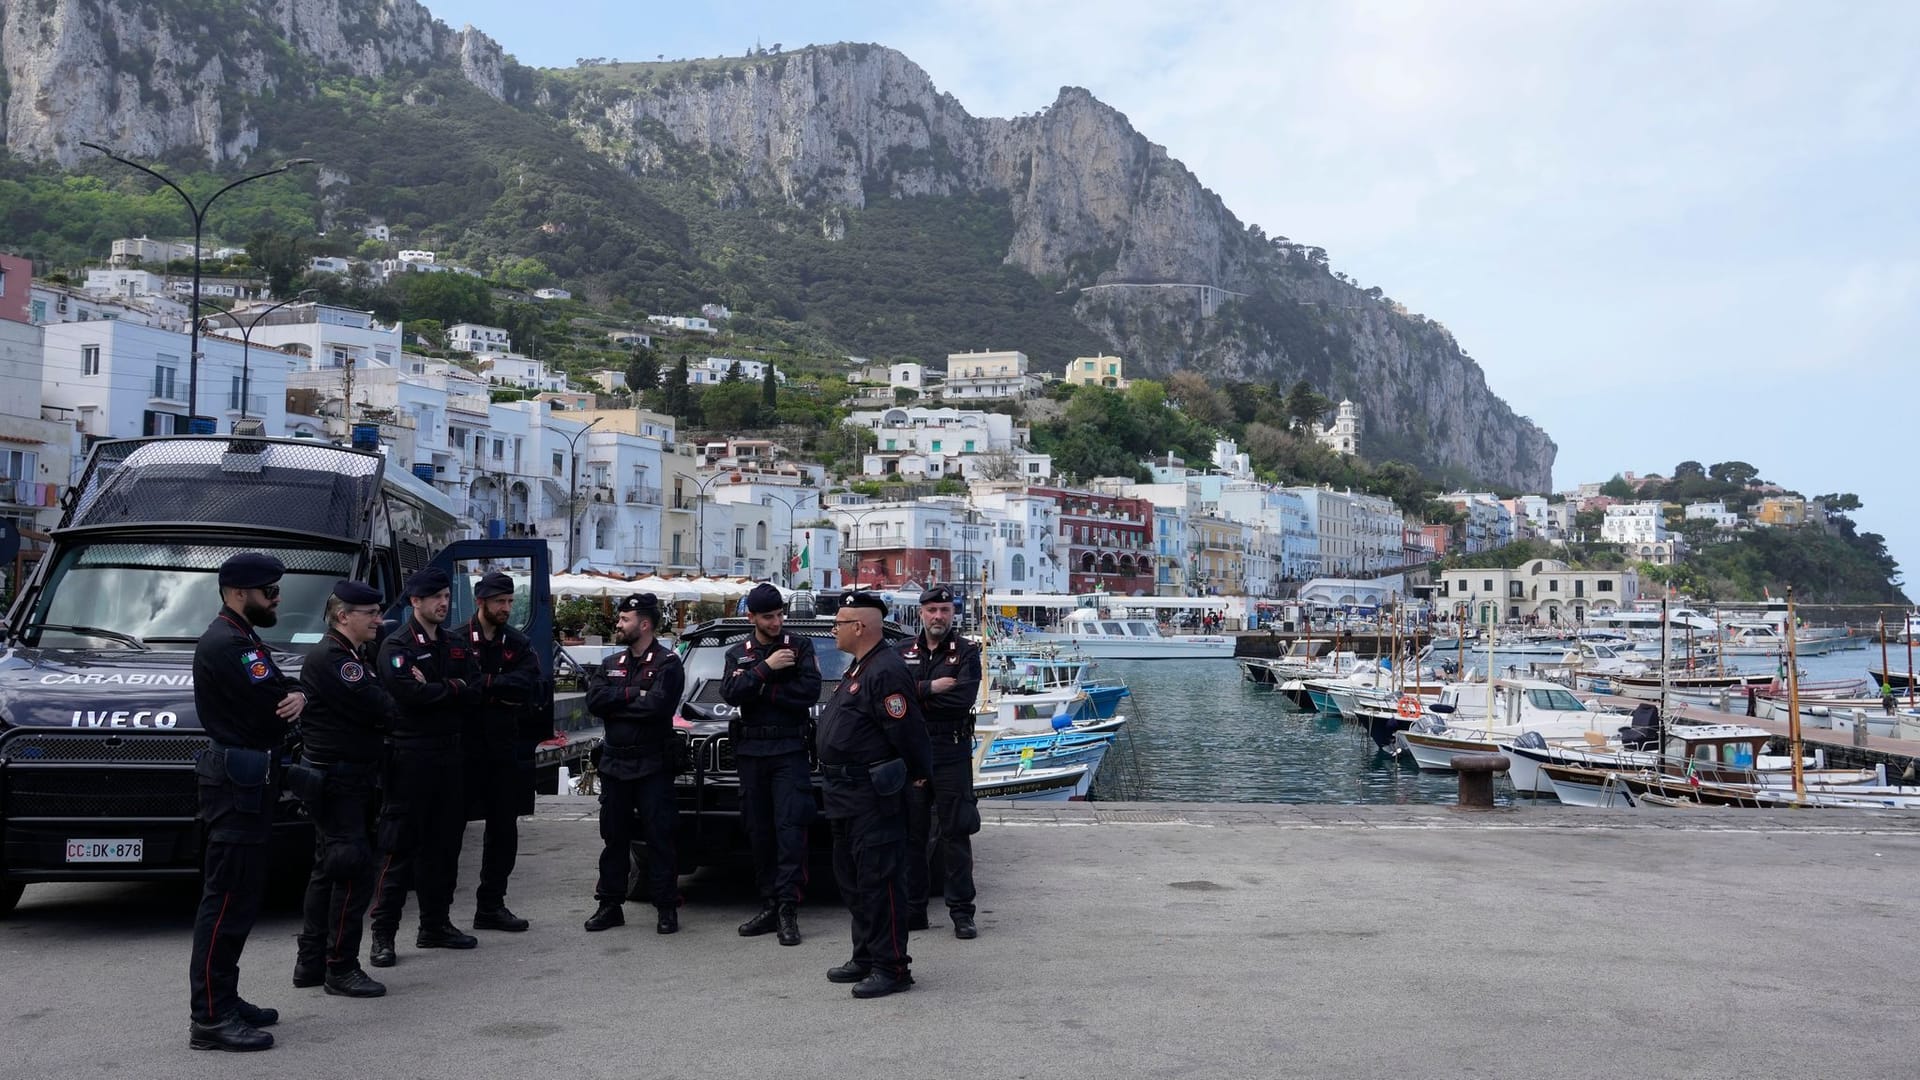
[884, 693, 908, 719]
[246, 657, 271, 683]
[391, 654, 407, 670]
[340, 660, 365, 684]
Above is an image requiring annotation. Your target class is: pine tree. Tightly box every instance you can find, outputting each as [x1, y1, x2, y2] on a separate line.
[761, 365, 777, 409]
[625, 346, 660, 394]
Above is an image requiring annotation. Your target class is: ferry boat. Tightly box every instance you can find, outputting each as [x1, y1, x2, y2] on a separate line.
[1019, 609, 1234, 661]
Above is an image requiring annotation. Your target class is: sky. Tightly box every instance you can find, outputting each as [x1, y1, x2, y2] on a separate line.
[425, 0, 1917, 595]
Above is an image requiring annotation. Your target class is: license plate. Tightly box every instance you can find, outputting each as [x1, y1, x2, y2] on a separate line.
[65, 839, 143, 863]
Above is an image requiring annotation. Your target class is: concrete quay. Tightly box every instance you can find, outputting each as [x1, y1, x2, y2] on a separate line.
[3, 799, 1918, 1079]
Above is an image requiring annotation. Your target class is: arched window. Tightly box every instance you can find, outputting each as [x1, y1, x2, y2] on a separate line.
[594, 516, 609, 549]
[756, 521, 768, 549]
[1080, 552, 1096, 573]
[1011, 553, 1026, 581]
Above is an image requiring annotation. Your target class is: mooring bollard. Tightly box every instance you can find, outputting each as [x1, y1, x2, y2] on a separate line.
[1853, 708, 1870, 747]
[1451, 753, 1510, 809]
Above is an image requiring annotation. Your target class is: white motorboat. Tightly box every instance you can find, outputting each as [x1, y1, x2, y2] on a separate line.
[1395, 679, 1626, 773]
[1020, 609, 1235, 660]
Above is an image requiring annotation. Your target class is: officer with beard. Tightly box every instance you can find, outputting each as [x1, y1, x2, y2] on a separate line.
[368, 567, 482, 968]
[583, 593, 686, 934]
[722, 582, 821, 946]
[899, 585, 984, 939]
[459, 571, 544, 932]
[817, 592, 932, 999]
[290, 580, 399, 999]
[188, 553, 307, 1052]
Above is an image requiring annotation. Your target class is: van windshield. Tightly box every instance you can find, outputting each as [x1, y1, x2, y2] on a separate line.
[22, 540, 359, 650]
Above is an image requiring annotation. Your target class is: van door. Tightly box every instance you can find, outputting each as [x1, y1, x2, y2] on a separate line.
[390, 538, 556, 724]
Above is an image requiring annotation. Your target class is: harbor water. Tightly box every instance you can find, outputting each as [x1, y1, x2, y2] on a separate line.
[1086, 644, 1896, 805]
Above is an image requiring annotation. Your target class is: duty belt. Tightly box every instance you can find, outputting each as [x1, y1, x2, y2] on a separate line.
[737, 724, 807, 740]
[926, 726, 975, 745]
[817, 761, 869, 780]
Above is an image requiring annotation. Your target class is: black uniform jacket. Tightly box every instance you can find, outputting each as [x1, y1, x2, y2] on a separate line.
[376, 616, 481, 739]
[719, 631, 822, 755]
[585, 640, 685, 779]
[298, 629, 401, 763]
[193, 607, 302, 751]
[814, 642, 933, 780]
[897, 630, 982, 737]
[461, 618, 546, 754]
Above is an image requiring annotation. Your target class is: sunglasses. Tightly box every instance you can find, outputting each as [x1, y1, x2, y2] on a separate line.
[832, 618, 862, 627]
[257, 584, 281, 600]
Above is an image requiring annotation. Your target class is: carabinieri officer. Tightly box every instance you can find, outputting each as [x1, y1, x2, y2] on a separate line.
[816, 591, 932, 999]
[290, 579, 401, 1000]
[898, 584, 984, 939]
[188, 553, 307, 1052]
[722, 582, 821, 947]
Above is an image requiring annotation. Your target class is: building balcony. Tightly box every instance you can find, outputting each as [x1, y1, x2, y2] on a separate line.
[625, 484, 663, 506]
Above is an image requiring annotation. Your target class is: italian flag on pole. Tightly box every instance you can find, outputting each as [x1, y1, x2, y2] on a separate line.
[789, 534, 810, 576]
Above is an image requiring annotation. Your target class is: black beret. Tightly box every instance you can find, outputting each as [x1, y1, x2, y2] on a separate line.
[403, 566, 451, 597]
[919, 585, 954, 606]
[218, 552, 284, 590]
[616, 593, 661, 616]
[474, 571, 516, 599]
[331, 580, 381, 605]
[842, 590, 888, 613]
[745, 582, 785, 614]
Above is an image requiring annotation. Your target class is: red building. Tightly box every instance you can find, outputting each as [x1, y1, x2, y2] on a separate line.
[0, 254, 29, 325]
[1030, 485, 1155, 596]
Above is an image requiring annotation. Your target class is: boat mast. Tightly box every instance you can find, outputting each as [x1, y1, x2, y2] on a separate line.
[1882, 616, 1891, 705]
[1786, 586, 1804, 798]
[1658, 595, 1671, 726]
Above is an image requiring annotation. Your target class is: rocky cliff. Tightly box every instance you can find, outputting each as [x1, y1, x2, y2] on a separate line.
[563, 45, 1554, 489]
[0, 0, 504, 166]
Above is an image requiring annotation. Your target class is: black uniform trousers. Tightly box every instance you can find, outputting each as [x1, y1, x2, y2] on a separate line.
[296, 764, 379, 974]
[466, 748, 524, 911]
[188, 747, 274, 1025]
[826, 776, 912, 977]
[370, 738, 466, 933]
[736, 749, 814, 904]
[595, 768, 678, 907]
[905, 743, 980, 919]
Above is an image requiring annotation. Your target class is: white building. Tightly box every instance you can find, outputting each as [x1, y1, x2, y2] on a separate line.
[209, 302, 402, 373]
[846, 405, 1022, 479]
[30, 282, 189, 331]
[942, 350, 1042, 401]
[688, 356, 783, 386]
[1315, 399, 1360, 456]
[83, 268, 167, 299]
[532, 287, 572, 301]
[475, 352, 568, 393]
[1685, 501, 1740, 529]
[648, 315, 715, 334]
[1437, 491, 1516, 553]
[447, 323, 513, 354]
[969, 487, 1066, 596]
[592, 370, 628, 393]
[110, 236, 201, 266]
[1601, 501, 1668, 544]
[309, 256, 353, 276]
[42, 320, 298, 440]
[0, 302, 78, 530]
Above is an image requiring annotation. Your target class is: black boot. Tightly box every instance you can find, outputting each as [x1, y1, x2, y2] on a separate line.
[323, 968, 388, 998]
[851, 970, 914, 999]
[826, 960, 871, 984]
[737, 901, 779, 937]
[584, 902, 624, 932]
[369, 931, 396, 968]
[952, 913, 978, 940]
[292, 958, 324, 989]
[474, 905, 530, 932]
[655, 906, 679, 935]
[189, 1015, 274, 1052]
[776, 903, 801, 946]
[416, 921, 478, 949]
[234, 1000, 279, 1028]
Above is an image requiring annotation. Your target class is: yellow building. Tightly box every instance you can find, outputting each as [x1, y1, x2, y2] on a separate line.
[1754, 496, 1806, 527]
[1065, 354, 1130, 390]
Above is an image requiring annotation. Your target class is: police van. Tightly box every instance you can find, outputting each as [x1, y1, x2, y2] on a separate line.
[0, 432, 557, 916]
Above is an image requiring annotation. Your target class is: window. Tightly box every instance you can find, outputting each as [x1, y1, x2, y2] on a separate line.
[755, 522, 767, 549]
[2, 449, 37, 482]
[492, 438, 504, 460]
[228, 375, 243, 410]
[594, 517, 608, 549]
[1549, 580, 1559, 592]
[1597, 580, 1614, 592]
[734, 527, 746, 558]
[931, 440, 942, 452]
[1457, 579, 1469, 593]
[82, 345, 101, 376]
[31, 299, 47, 323]
[152, 366, 178, 401]
[1482, 579, 1493, 592]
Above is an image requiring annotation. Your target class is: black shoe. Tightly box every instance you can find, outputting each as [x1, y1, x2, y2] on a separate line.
[953, 914, 978, 940]
[416, 923, 478, 950]
[737, 902, 779, 937]
[369, 932, 396, 968]
[826, 961, 871, 984]
[776, 903, 801, 947]
[323, 969, 387, 998]
[851, 970, 914, 999]
[234, 999, 279, 1028]
[655, 907, 678, 935]
[473, 906, 530, 932]
[189, 1016, 273, 1052]
[584, 902, 624, 932]
[907, 909, 930, 932]
[292, 959, 324, 989]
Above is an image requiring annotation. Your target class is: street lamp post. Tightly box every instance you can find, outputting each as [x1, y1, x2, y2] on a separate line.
[692, 469, 744, 577]
[757, 489, 817, 587]
[79, 143, 316, 425]
[564, 417, 604, 571]
[827, 500, 888, 590]
[199, 288, 318, 421]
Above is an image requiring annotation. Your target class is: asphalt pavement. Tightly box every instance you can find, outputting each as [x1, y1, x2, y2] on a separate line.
[4, 799, 1918, 1079]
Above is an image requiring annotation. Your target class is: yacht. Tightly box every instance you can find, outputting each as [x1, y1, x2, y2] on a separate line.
[1021, 608, 1235, 660]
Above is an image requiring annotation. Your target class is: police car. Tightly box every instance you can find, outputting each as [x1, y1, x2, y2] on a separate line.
[662, 590, 912, 875]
